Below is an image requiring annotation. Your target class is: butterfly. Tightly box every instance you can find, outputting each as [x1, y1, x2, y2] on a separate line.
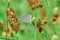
[20, 13, 31, 23]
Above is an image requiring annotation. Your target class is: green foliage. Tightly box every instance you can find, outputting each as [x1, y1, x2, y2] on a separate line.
[0, 0, 60, 40]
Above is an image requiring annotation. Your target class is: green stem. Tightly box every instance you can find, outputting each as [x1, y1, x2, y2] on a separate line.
[0, 37, 16, 40]
[8, 2, 9, 8]
[6, 0, 10, 38]
[44, 25, 47, 40]
[45, 0, 50, 9]
[43, 27, 52, 40]
[53, 23, 56, 35]
[34, 7, 38, 40]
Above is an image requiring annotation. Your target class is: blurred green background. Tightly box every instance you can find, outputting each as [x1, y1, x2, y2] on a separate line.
[0, 0, 60, 40]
